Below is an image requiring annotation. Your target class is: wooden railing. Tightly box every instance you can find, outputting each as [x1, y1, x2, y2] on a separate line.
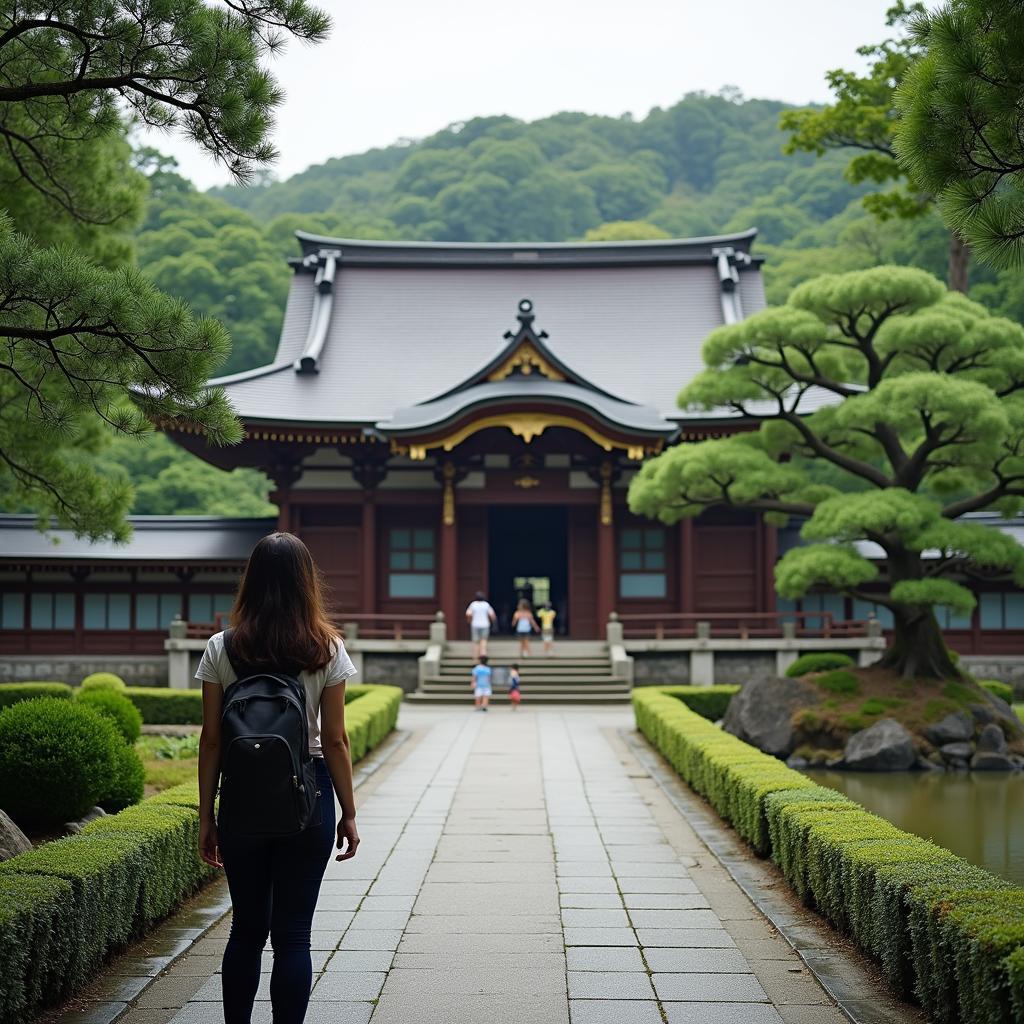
[331, 614, 435, 641]
[184, 612, 435, 642]
[615, 610, 874, 641]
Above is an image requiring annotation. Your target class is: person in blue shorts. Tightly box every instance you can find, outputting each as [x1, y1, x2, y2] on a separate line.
[471, 655, 492, 712]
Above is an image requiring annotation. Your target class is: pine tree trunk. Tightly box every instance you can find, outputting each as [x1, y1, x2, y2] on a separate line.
[877, 605, 960, 680]
[948, 233, 970, 293]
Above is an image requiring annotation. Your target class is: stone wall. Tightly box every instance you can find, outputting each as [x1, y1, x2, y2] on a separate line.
[632, 653, 690, 686]
[961, 656, 1024, 696]
[361, 653, 420, 693]
[0, 655, 168, 686]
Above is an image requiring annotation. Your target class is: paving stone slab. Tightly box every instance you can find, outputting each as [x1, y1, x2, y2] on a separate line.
[563, 926, 638, 947]
[555, 877, 620, 894]
[567, 972, 655, 1000]
[347, 910, 410, 930]
[381, 966, 567, 996]
[565, 946, 645, 972]
[642, 948, 750, 973]
[369, 993, 570, 1024]
[629, 909, 722, 929]
[653, 972, 769, 1002]
[616, 878, 701, 894]
[405, 914, 562, 933]
[569, 1000, 663, 1024]
[663, 1004, 783, 1024]
[337, 928, 404, 951]
[308, 971, 386, 1000]
[638, 928, 737, 948]
[559, 893, 625, 910]
[392, 952, 566, 971]
[560, 908, 631, 928]
[397, 932, 565, 954]
[324, 950, 395, 972]
[622, 893, 710, 911]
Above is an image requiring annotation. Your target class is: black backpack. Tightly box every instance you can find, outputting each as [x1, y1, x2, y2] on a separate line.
[218, 629, 319, 837]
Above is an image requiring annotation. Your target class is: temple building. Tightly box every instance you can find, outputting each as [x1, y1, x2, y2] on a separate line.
[164, 231, 772, 640]
[0, 231, 1022, 684]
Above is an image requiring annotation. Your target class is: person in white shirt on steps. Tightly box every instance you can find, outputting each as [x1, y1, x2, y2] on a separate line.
[466, 590, 497, 657]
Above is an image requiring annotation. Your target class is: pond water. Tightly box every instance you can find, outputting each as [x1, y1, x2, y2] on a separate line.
[805, 769, 1024, 885]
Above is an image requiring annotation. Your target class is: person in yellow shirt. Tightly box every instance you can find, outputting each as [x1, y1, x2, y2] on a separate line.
[538, 602, 557, 654]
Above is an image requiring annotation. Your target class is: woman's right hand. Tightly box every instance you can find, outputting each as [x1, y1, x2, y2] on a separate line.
[336, 817, 360, 861]
[199, 818, 222, 868]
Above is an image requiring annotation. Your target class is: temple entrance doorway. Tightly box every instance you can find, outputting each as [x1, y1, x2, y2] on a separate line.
[487, 506, 568, 636]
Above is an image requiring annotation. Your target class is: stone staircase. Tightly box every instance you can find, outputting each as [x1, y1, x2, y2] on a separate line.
[406, 639, 631, 704]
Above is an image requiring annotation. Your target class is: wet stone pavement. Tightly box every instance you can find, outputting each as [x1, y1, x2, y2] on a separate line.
[68, 707, 856, 1024]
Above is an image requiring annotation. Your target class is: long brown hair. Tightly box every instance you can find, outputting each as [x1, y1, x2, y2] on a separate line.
[228, 532, 336, 672]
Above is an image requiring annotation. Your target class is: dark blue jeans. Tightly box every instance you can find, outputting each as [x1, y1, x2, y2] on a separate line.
[219, 758, 335, 1024]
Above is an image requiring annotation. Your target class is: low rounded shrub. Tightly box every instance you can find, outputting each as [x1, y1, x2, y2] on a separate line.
[815, 669, 860, 696]
[100, 742, 145, 812]
[80, 672, 126, 692]
[75, 689, 142, 743]
[0, 682, 73, 708]
[979, 679, 1014, 704]
[0, 699, 120, 826]
[785, 652, 855, 678]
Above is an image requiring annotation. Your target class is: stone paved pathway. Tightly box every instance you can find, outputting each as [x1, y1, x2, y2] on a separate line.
[132, 707, 848, 1024]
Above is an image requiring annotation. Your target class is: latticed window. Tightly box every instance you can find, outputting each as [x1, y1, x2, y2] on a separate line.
[388, 528, 435, 599]
[980, 592, 1024, 629]
[136, 593, 183, 630]
[30, 592, 74, 630]
[619, 527, 666, 598]
[83, 593, 132, 629]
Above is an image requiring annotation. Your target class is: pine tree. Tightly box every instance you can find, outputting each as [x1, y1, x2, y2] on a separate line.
[0, 1, 329, 538]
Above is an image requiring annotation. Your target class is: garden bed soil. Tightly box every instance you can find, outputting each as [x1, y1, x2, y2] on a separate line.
[786, 665, 1024, 763]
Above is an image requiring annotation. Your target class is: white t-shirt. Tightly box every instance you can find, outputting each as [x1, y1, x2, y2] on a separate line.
[195, 630, 357, 756]
[466, 600, 495, 629]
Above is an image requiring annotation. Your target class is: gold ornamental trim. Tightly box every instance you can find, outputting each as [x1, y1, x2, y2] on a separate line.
[441, 461, 456, 527]
[404, 413, 650, 461]
[487, 341, 566, 382]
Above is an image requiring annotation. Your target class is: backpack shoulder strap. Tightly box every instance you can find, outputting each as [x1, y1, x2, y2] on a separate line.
[221, 628, 250, 680]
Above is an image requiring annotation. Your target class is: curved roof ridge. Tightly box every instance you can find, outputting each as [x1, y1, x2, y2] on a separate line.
[294, 228, 759, 251]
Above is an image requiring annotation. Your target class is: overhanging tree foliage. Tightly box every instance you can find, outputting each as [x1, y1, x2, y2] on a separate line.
[0, 0, 329, 537]
[628, 266, 1024, 680]
[779, 2, 973, 293]
[893, 0, 1024, 271]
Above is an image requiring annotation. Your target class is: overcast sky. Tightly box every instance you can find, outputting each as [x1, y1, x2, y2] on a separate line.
[152, 0, 909, 190]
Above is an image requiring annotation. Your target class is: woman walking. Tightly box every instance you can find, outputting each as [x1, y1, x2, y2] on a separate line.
[512, 598, 540, 657]
[196, 533, 360, 1024]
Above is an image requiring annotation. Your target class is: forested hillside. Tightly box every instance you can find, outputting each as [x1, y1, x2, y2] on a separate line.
[137, 90, 1024, 384]
[117, 90, 1024, 514]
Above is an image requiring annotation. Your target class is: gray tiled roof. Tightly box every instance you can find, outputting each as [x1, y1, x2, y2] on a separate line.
[0, 516, 275, 563]
[384, 380, 677, 437]
[212, 235, 766, 425]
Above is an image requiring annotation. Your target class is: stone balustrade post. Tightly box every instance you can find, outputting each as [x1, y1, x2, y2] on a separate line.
[167, 616, 191, 690]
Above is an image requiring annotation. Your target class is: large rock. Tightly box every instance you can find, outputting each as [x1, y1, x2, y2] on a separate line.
[976, 722, 1007, 754]
[971, 751, 1015, 771]
[939, 741, 974, 762]
[925, 711, 974, 746]
[0, 809, 31, 861]
[844, 718, 917, 771]
[722, 676, 820, 757]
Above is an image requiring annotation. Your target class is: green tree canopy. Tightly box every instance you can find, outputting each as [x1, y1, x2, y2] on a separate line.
[629, 266, 1024, 679]
[894, 0, 1024, 270]
[0, 0, 328, 537]
[778, 2, 976, 292]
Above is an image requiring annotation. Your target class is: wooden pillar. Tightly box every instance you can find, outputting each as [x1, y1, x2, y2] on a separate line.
[439, 462, 459, 631]
[596, 460, 616, 629]
[275, 487, 291, 533]
[361, 492, 376, 614]
[679, 518, 694, 613]
[761, 517, 778, 612]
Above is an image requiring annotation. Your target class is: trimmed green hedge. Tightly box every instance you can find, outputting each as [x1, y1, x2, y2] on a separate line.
[344, 685, 403, 762]
[0, 686, 402, 1022]
[650, 685, 739, 722]
[633, 687, 1024, 1024]
[124, 686, 203, 724]
[0, 782, 214, 1023]
[0, 682, 72, 708]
